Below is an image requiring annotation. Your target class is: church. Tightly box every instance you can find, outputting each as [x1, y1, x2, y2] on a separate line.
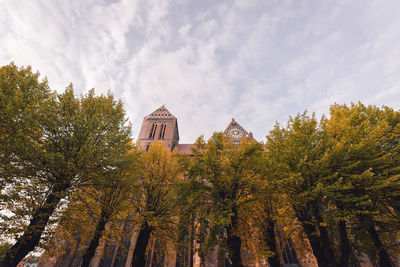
[136, 105, 262, 267]
[136, 106, 306, 267]
[137, 105, 254, 153]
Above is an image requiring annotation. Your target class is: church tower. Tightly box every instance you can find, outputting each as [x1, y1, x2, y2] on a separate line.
[138, 105, 180, 151]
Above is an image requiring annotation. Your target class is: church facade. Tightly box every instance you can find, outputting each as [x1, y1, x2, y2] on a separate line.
[137, 106, 308, 267]
[137, 106, 261, 267]
[138, 105, 253, 153]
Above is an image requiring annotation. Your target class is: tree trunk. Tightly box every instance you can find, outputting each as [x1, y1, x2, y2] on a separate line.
[262, 218, 280, 267]
[315, 215, 336, 265]
[68, 233, 82, 267]
[81, 209, 110, 267]
[110, 240, 120, 267]
[131, 221, 152, 267]
[148, 239, 156, 267]
[226, 206, 243, 267]
[300, 221, 331, 267]
[367, 221, 392, 267]
[0, 182, 69, 267]
[357, 215, 392, 267]
[189, 217, 194, 267]
[319, 225, 335, 260]
[175, 215, 188, 267]
[227, 235, 243, 267]
[338, 220, 351, 267]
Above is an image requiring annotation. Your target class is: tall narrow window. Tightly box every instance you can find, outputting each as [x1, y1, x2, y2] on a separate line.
[152, 124, 157, 139]
[148, 124, 155, 139]
[159, 123, 166, 139]
[148, 123, 157, 139]
[162, 124, 166, 139]
[158, 124, 163, 139]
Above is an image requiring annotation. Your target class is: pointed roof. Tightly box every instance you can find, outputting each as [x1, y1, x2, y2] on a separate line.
[224, 118, 248, 135]
[146, 105, 176, 119]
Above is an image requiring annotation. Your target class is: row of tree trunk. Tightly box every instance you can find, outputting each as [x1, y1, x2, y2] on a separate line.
[297, 208, 393, 267]
[7, 203, 393, 267]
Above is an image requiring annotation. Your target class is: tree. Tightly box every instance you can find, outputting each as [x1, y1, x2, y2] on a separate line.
[80, 148, 137, 267]
[185, 133, 264, 267]
[265, 112, 337, 267]
[325, 103, 400, 266]
[175, 151, 205, 267]
[131, 142, 180, 267]
[0, 63, 54, 266]
[0, 68, 132, 267]
[248, 153, 281, 267]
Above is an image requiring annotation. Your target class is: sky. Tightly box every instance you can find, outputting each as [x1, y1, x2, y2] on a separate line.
[1, 0, 400, 143]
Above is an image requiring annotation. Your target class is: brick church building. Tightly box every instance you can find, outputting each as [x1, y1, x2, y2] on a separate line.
[137, 105, 254, 153]
[136, 106, 306, 267]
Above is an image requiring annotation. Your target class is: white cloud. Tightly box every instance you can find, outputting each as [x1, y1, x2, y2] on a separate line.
[1, 0, 400, 143]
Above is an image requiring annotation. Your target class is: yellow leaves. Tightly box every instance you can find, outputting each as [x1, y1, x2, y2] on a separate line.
[130, 141, 180, 236]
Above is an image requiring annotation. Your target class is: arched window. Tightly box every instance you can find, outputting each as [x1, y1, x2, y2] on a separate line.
[159, 123, 166, 139]
[148, 123, 157, 139]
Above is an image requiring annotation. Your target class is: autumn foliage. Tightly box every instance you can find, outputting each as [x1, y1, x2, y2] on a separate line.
[1, 63, 399, 266]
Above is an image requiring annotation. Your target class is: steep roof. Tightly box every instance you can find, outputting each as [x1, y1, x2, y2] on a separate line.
[146, 105, 176, 119]
[224, 118, 248, 135]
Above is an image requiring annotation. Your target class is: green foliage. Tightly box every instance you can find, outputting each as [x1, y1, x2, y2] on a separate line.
[1, 84, 132, 240]
[266, 112, 339, 266]
[183, 133, 264, 262]
[0, 63, 53, 244]
[0, 63, 132, 264]
[1, 62, 399, 266]
[325, 103, 400, 257]
[266, 112, 330, 218]
[326, 103, 400, 214]
[265, 104, 400, 265]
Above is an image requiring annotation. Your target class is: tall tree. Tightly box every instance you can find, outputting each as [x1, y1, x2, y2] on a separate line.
[80, 148, 137, 267]
[0, 63, 54, 266]
[325, 103, 400, 266]
[265, 112, 337, 267]
[185, 133, 264, 267]
[131, 142, 180, 267]
[249, 154, 281, 267]
[0, 68, 131, 267]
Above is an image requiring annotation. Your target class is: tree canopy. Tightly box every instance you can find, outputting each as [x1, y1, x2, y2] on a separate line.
[0, 63, 132, 267]
[1, 63, 399, 267]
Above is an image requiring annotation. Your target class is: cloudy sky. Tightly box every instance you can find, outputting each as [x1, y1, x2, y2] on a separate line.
[1, 0, 400, 143]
